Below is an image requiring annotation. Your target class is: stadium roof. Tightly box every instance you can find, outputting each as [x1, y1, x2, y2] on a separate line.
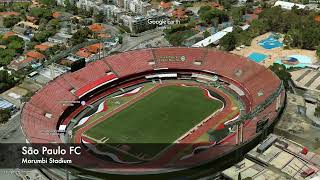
[192, 25, 250, 48]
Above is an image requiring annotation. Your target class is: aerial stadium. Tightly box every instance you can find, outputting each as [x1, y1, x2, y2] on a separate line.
[21, 47, 286, 179]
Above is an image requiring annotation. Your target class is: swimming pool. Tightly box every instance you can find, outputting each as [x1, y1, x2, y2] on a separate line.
[247, 52, 268, 63]
[258, 34, 283, 49]
[274, 55, 312, 68]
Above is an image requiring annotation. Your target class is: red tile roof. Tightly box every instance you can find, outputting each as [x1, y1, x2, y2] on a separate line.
[97, 33, 111, 39]
[35, 44, 51, 51]
[26, 16, 37, 21]
[86, 43, 102, 53]
[254, 8, 263, 15]
[88, 23, 105, 32]
[172, 8, 187, 19]
[26, 51, 45, 59]
[212, 2, 220, 7]
[245, 14, 258, 23]
[315, 15, 320, 22]
[52, 12, 61, 19]
[160, 1, 172, 9]
[0, 11, 20, 16]
[2, 31, 15, 39]
[22, 57, 36, 64]
[76, 50, 92, 58]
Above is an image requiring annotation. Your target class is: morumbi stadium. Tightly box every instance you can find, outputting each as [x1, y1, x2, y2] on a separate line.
[21, 47, 285, 179]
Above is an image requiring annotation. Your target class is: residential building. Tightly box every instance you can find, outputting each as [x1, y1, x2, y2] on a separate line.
[115, 0, 124, 8]
[121, 11, 167, 33]
[8, 51, 45, 71]
[123, 0, 151, 15]
[48, 33, 72, 45]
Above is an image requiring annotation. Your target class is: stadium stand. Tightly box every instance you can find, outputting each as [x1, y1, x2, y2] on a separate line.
[153, 48, 207, 69]
[21, 48, 284, 172]
[104, 49, 154, 77]
[74, 73, 118, 97]
[63, 60, 111, 90]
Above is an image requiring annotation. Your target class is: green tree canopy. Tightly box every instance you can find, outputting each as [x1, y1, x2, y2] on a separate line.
[269, 63, 292, 89]
[220, 32, 236, 51]
[315, 104, 320, 117]
[198, 6, 228, 25]
[39, 0, 56, 6]
[70, 27, 92, 45]
[316, 47, 320, 60]
[29, 7, 52, 20]
[0, 109, 11, 123]
[3, 15, 20, 28]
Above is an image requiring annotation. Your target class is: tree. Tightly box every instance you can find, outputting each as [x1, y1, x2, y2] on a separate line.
[118, 35, 123, 44]
[317, 48, 320, 60]
[39, 0, 56, 6]
[198, 5, 212, 16]
[199, 7, 228, 25]
[65, 0, 78, 14]
[3, 15, 20, 28]
[70, 27, 92, 45]
[33, 31, 52, 43]
[47, 19, 60, 31]
[230, 7, 245, 25]
[95, 11, 105, 23]
[203, 30, 210, 38]
[0, 70, 16, 93]
[220, 32, 236, 51]
[315, 104, 320, 117]
[29, 7, 52, 20]
[0, 109, 11, 123]
[3, 35, 24, 53]
[269, 64, 292, 89]
[0, 49, 16, 66]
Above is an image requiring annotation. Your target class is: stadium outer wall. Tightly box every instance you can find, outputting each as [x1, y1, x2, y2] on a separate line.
[20, 47, 286, 179]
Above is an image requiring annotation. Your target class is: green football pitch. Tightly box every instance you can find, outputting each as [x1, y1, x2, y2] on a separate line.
[84, 85, 223, 157]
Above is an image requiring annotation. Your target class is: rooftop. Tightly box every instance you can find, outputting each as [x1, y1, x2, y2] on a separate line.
[88, 23, 105, 32]
[75, 50, 92, 58]
[160, 1, 172, 9]
[0, 11, 20, 17]
[86, 43, 102, 53]
[172, 8, 187, 19]
[223, 134, 320, 179]
[0, 98, 15, 109]
[26, 51, 45, 59]
[2, 31, 16, 39]
[52, 12, 61, 19]
[97, 33, 111, 39]
[34, 44, 51, 51]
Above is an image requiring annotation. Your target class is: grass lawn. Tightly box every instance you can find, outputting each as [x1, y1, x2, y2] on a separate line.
[85, 85, 223, 157]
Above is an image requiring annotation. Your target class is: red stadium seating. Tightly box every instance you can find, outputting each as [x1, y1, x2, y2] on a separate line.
[63, 60, 111, 89]
[153, 48, 207, 69]
[75, 73, 118, 97]
[21, 48, 282, 148]
[104, 49, 154, 77]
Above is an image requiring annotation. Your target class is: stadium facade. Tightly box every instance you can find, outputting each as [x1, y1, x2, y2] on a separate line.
[21, 47, 285, 179]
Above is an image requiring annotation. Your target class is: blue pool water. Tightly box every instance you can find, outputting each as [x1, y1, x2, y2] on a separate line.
[258, 35, 283, 49]
[274, 55, 312, 68]
[248, 52, 269, 63]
